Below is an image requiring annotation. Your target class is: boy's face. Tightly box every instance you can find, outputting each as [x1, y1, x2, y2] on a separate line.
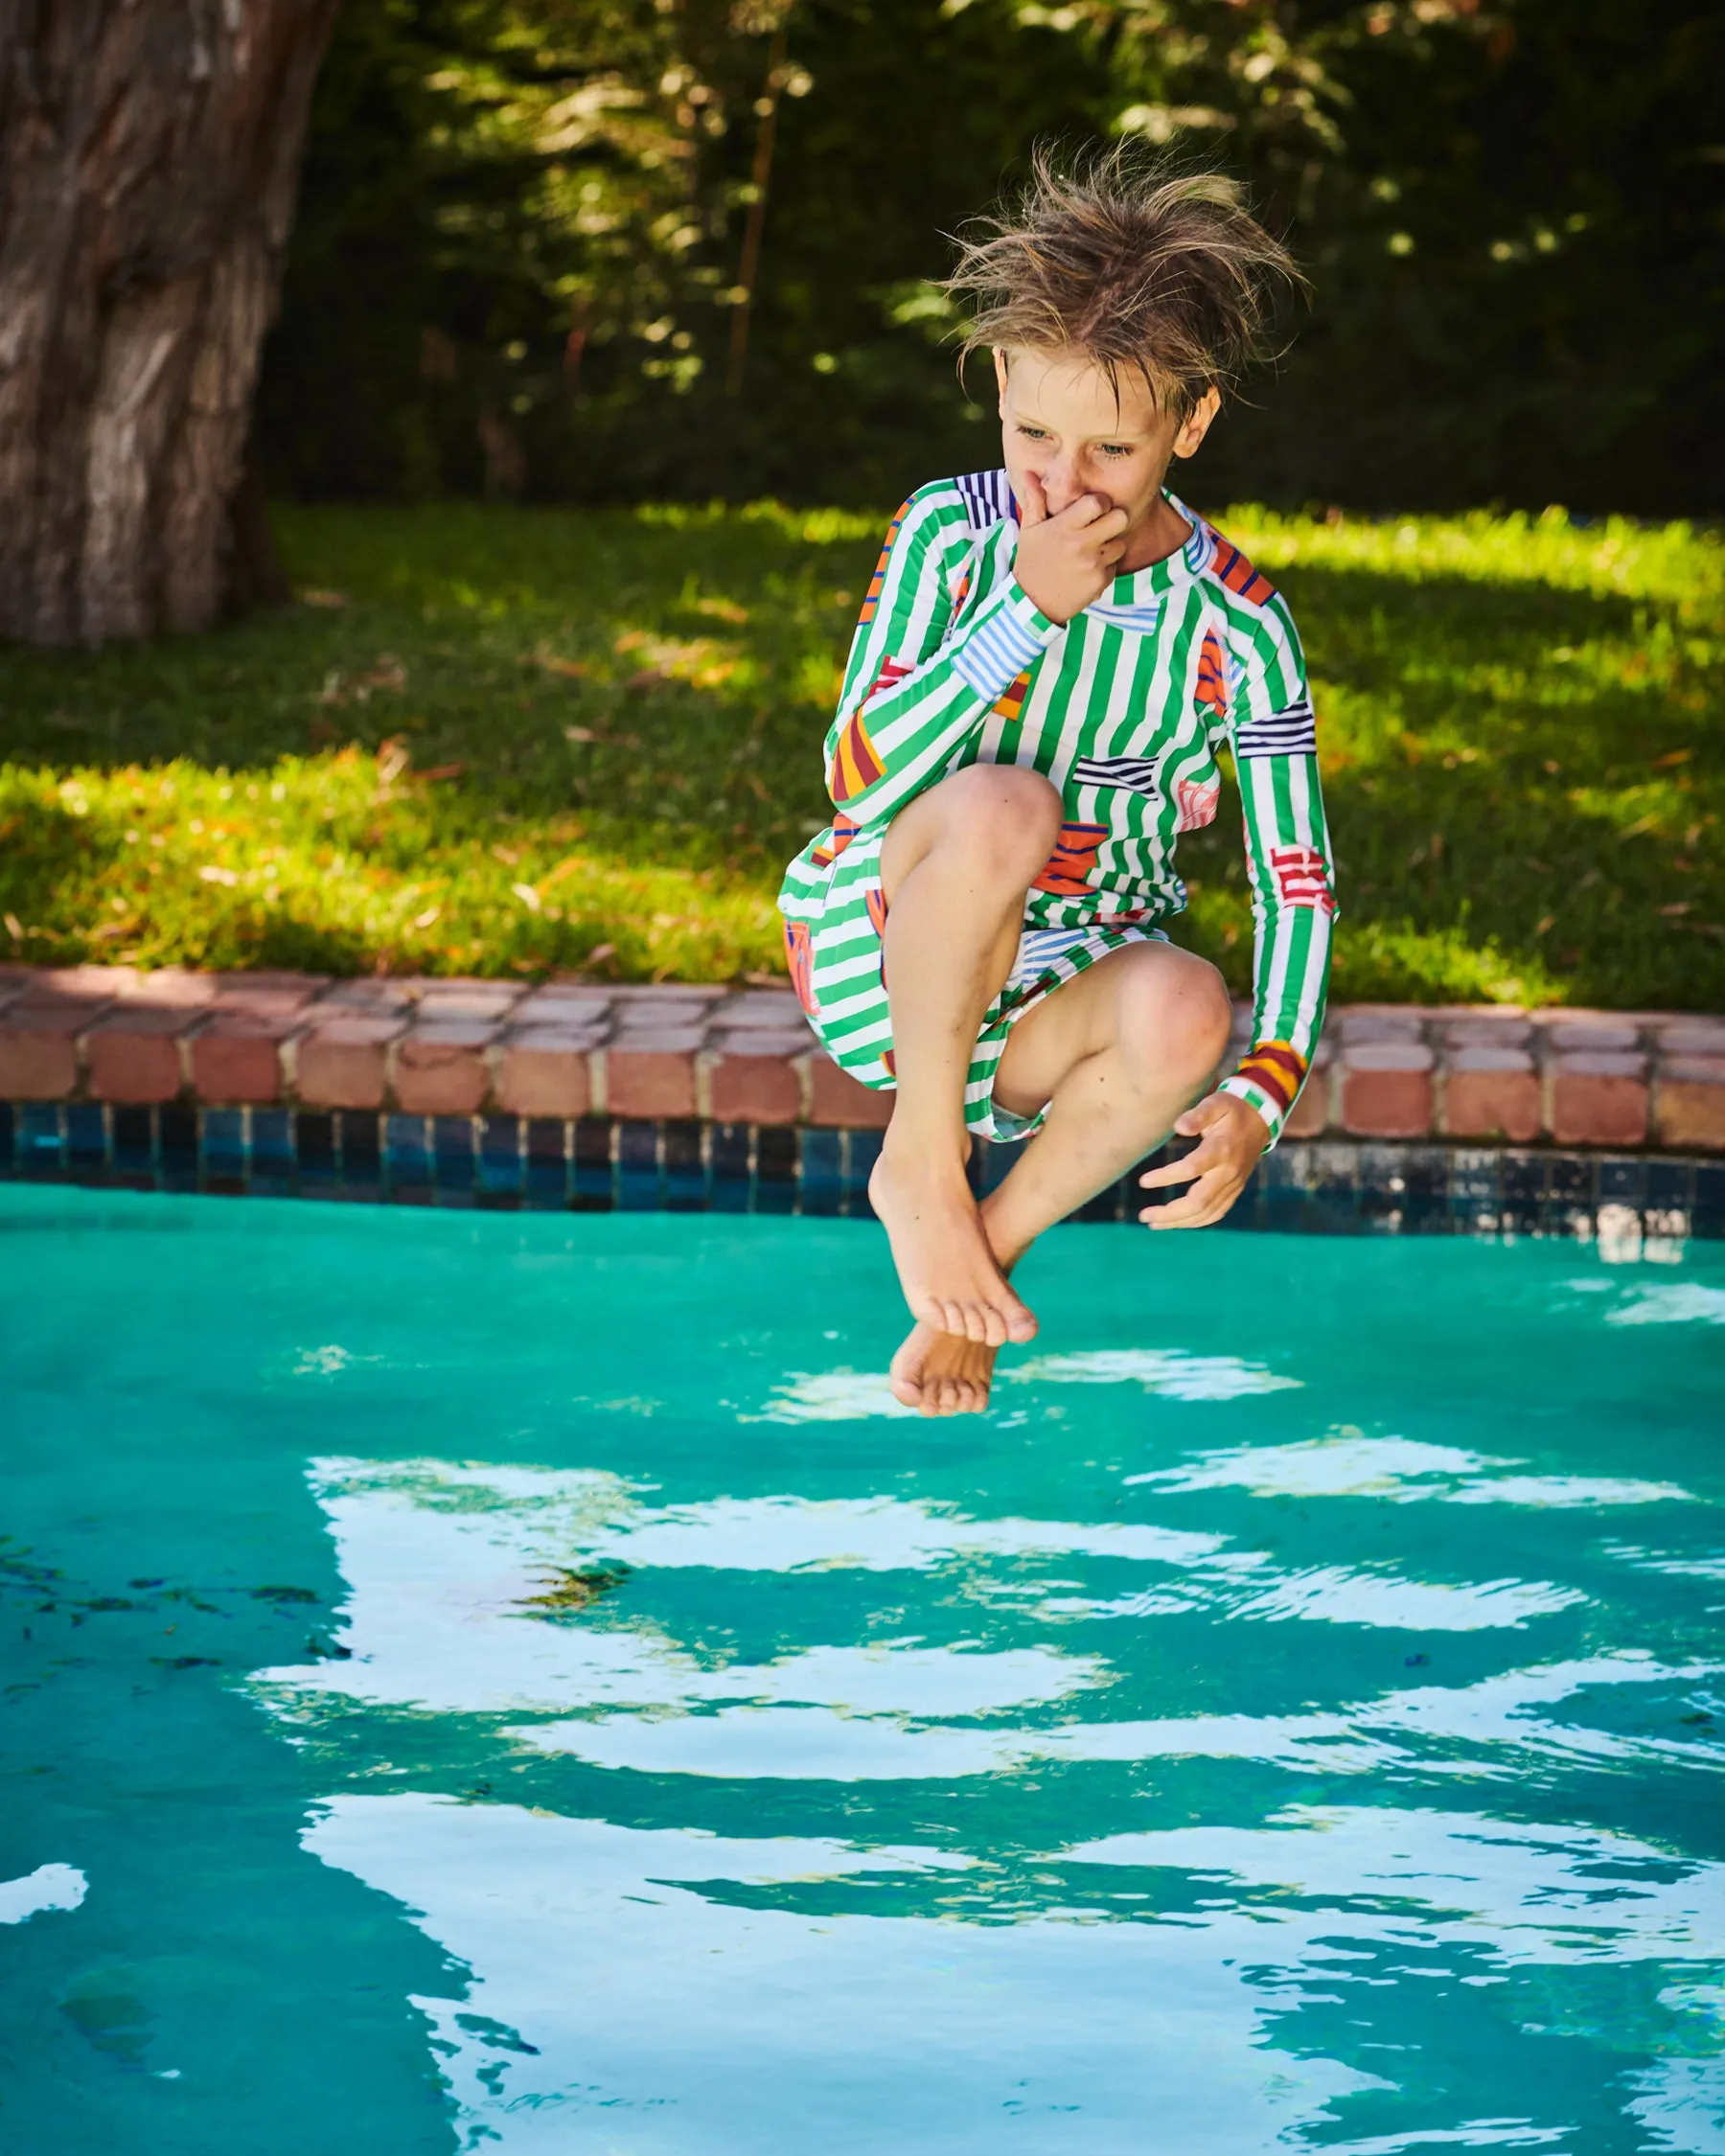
[995, 346, 1219, 541]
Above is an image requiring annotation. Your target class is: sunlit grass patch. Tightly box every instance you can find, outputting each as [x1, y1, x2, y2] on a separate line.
[0, 498, 1718, 1008]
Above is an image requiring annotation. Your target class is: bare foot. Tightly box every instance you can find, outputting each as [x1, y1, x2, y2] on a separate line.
[868, 1147, 1038, 1344]
[889, 1319, 1000, 1416]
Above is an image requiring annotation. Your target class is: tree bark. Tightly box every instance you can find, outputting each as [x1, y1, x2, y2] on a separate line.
[0, 0, 338, 646]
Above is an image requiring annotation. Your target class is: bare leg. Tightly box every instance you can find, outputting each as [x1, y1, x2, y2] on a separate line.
[890, 941, 1232, 1413]
[867, 763, 1063, 1344]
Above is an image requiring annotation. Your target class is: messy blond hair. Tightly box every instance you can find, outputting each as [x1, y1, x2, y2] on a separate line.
[944, 143, 1302, 419]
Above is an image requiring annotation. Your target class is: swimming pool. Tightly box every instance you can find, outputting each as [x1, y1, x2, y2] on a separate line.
[3, 1184, 1721, 2153]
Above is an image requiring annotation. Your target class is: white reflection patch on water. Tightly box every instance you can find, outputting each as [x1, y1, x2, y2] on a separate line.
[1317, 2131, 1566, 2152]
[1014, 1653, 1722, 1781]
[754, 1371, 916, 1421]
[1624, 2055, 1725, 2156]
[756, 1351, 1303, 1420]
[303, 1792, 1381, 2153]
[1227, 1567, 1587, 1631]
[1132, 1434, 1497, 1499]
[1607, 1544, 1725, 1583]
[1061, 1803, 1725, 1964]
[255, 1468, 1107, 1721]
[515, 1707, 1018, 1780]
[249, 1462, 1712, 1786]
[1445, 1474, 1695, 1507]
[254, 1460, 1622, 1747]
[504, 1653, 1724, 1786]
[1131, 1433, 1693, 1509]
[1605, 1283, 1725, 1326]
[1006, 1349, 1303, 1400]
[606, 1497, 1226, 1575]
[0, 1863, 86, 1923]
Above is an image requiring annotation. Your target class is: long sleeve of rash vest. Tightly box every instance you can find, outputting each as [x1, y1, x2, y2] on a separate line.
[822, 491, 1062, 828]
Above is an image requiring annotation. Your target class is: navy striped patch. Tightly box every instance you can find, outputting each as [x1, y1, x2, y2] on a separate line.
[954, 469, 1013, 536]
[1234, 699, 1317, 760]
[1071, 755, 1162, 798]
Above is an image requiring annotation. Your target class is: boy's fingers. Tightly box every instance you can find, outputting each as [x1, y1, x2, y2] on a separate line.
[1138, 1138, 1227, 1190]
[1017, 470, 1049, 525]
[1143, 1168, 1239, 1228]
[1052, 491, 1108, 527]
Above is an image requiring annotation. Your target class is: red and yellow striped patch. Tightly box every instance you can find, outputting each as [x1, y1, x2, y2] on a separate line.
[1211, 537, 1276, 607]
[1232, 1040, 1307, 1114]
[1194, 627, 1229, 720]
[829, 712, 886, 803]
[864, 884, 888, 941]
[994, 669, 1031, 722]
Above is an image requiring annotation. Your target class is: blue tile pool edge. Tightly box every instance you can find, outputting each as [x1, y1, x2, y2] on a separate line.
[1, 1101, 1719, 1244]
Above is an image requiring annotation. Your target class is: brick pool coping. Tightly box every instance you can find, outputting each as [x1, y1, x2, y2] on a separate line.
[0, 963, 1722, 1153]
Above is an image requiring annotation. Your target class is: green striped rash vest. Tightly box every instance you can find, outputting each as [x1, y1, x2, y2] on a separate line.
[778, 471, 1337, 1142]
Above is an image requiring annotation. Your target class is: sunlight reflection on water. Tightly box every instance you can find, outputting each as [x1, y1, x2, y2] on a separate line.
[9, 1199, 1723, 2152]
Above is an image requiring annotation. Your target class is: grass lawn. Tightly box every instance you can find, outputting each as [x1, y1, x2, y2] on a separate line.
[0, 499, 1719, 1008]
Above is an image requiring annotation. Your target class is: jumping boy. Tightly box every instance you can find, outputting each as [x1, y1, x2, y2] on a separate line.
[779, 149, 1336, 1416]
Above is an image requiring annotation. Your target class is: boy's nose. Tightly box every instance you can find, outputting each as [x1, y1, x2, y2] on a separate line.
[1040, 458, 1083, 515]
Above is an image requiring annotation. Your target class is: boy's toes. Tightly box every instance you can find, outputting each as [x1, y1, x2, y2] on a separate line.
[1005, 1303, 1039, 1345]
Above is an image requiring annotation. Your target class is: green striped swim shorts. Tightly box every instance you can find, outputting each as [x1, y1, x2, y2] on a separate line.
[781, 827, 1162, 1142]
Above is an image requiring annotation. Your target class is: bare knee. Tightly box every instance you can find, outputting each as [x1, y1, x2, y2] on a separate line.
[886, 764, 1063, 895]
[1117, 949, 1233, 1091]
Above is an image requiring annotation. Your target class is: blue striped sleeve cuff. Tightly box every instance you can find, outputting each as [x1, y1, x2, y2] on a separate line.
[949, 580, 1059, 705]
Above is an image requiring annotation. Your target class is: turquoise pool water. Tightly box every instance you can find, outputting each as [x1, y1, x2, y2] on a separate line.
[3, 1184, 1722, 2154]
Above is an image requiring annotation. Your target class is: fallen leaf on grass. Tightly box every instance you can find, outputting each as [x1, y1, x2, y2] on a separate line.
[564, 724, 643, 748]
[512, 883, 542, 912]
[376, 737, 411, 786]
[298, 588, 349, 608]
[317, 660, 408, 712]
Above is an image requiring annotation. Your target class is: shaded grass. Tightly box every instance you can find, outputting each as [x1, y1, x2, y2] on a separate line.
[0, 500, 1718, 1006]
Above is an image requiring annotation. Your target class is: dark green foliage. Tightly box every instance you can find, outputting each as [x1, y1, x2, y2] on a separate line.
[257, 0, 1725, 516]
[1208, 0, 1725, 516]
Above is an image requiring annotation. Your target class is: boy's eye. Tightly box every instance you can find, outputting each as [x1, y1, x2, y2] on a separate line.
[1016, 424, 1050, 442]
[1097, 444, 1134, 459]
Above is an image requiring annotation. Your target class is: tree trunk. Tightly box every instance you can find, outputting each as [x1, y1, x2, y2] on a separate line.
[0, 0, 339, 646]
